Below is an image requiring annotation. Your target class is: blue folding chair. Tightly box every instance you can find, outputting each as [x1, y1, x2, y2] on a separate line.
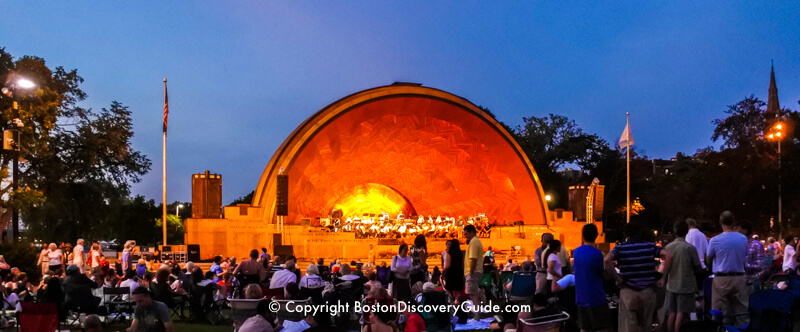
[508, 271, 536, 303]
[748, 289, 793, 331]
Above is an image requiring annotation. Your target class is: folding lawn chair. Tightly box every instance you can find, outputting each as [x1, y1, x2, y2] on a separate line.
[102, 286, 134, 325]
[516, 312, 570, 332]
[508, 271, 536, 303]
[228, 297, 263, 331]
[18, 302, 59, 332]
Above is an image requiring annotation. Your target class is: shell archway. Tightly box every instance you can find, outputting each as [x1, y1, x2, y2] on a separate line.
[252, 85, 550, 226]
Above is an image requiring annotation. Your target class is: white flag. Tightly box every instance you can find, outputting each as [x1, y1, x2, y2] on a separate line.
[619, 123, 634, 149]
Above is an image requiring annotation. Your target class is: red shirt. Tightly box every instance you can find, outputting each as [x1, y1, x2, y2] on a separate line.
[405, 313, 426, 332]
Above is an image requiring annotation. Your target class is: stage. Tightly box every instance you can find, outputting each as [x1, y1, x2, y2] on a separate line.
[185, 84, 603, 262]
[185, 210, 601, 261]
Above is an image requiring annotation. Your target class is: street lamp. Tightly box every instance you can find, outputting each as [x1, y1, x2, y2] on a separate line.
[767, 120, 785, 237]
[2, 77, 36, 243]
[176, 204, 183, 216]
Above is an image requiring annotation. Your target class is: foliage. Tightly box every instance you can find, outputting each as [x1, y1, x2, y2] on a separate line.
[0, 242, 41, 283]
[155, 214, 184, 245]
[712, 96, 768, 150]
[230, 190, 255, 206]
[0, 48, 151, 243]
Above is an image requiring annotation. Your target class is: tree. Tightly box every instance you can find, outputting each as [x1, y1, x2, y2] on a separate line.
[712, 96, 769, 151]
[0, 48, 151, 242]
[155, 214, 184, 245]
[513, 114, 610, 208]
[230, 190, 255, 206]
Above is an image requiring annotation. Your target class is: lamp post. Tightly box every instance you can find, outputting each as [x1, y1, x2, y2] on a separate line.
[2, 78, 36, 243]
[767, 120, 785, 238]
[176, 204, 183, 217]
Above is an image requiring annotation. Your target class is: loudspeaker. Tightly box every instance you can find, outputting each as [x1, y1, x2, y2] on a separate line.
[273, 234, 282, 246]
[274, 245, 294, 258]
[276, 174, 288, 216]
[161, 245, 172, 252]
[187, 244, 200, 262]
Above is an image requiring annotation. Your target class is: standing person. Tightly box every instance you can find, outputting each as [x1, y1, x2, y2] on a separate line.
[543, 240, 563, 294]
[259, 248, 270, 263]
[47, 243, 63, 273]
[573, 223, 612, 332]
[90, 243, 103, 271]
[39, 246, 50, 276]
[74, 239, 86, 274]
[663, 220, 702, 332]
[706, 211, 749, 326]
[442, 239, 465, 297]
[604, 222, 672, 332]
[410, 235, 428, 285]
[735, 221, 765, 287]
[782, 236, 797, 274]
[463, 224, 484, 319]
[120, 241, 133, 273]
[765, 237, 778, 269]
[685, 219, 708, 270]
[126, 286, 175, 332]
[534, 233, 554, 294]
[390, 244, 412, 301]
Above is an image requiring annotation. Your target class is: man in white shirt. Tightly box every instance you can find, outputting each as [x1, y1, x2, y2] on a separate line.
[269, 260, 297, 289]
[783, 236, 797, 273]
[74, 239, 86, 274]
[685, 219, 708, 269]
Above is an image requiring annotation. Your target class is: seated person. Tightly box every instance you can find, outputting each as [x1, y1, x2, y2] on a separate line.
[364, 270, 382, 292]
[62, 265, 102, 314]
[84, 314, 102, 332]
[127, 286, 174, 332]
[233, 249, 268, 286]
[120, 270, 140, 301]
[504, 261, 533, 291]
[491, 292, 557, 332]
[402, 302, 426, 332]
[239, 299, 275, 332]
[269, 260, 297, 289]
[244, 283, 263, 299]
[299, 264, 326, 289]
[337, 264, 361, 281]
[284, 282, 304, 300]
[150, 268, 184, 308]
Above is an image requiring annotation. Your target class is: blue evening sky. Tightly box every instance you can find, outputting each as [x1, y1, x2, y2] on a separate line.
[2, 2, 799, 204]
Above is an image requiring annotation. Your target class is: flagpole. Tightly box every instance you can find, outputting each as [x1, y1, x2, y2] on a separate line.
[162, 78, 168, 246]
[626, 112, 631, 224]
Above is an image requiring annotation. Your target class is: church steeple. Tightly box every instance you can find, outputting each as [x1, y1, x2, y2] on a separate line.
[766, 63, 780, 118]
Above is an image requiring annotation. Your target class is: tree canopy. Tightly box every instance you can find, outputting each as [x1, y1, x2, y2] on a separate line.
[0, 48, 151, 242]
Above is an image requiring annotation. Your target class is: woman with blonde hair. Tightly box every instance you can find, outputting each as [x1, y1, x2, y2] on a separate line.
[90, 243, 103, 270]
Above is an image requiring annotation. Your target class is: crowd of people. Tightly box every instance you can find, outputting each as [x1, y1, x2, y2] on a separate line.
[0, 210, 791, 332]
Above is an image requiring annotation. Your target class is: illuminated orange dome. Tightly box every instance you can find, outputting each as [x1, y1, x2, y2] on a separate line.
[252, 84, 549, 226]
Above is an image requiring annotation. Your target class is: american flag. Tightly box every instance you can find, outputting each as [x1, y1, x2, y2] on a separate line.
[163, 78, 169, 134]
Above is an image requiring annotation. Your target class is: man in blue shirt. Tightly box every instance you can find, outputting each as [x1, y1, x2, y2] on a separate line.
[605, 222, 672, 332]
[706, 211, 748, 326]
[209, 255, 224, 282]
[574, 223, 612, 332]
